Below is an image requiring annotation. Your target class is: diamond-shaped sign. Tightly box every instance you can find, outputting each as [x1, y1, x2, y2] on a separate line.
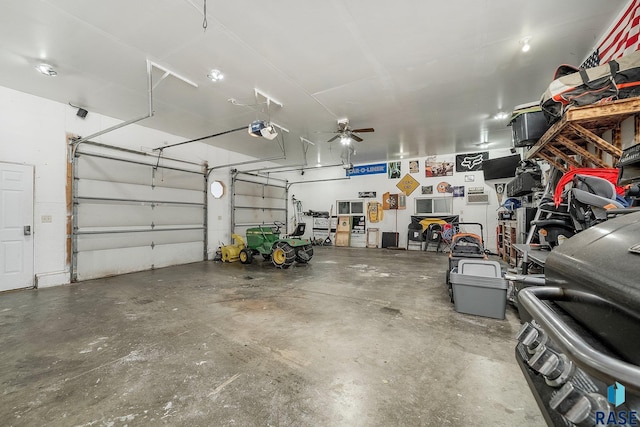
[396, 173, 420, 196]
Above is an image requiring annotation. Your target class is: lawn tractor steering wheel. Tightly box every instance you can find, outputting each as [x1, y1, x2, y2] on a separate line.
[273, 221, 285, 233]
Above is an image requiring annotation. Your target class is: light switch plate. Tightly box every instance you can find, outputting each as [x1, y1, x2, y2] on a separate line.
[41, 215, 52, 223]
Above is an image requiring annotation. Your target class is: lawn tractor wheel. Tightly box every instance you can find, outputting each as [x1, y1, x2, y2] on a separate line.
[295, 245, 314, 263]
[239, 248, 253, 264]
[272, 242, 295, 269]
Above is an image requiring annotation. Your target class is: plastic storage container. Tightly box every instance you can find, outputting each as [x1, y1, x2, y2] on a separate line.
[450, 259, 507, 319]
[509, 102, 550, 147]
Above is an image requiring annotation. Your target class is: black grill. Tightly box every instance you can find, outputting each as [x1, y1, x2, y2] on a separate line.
[515, 212, 640, 426]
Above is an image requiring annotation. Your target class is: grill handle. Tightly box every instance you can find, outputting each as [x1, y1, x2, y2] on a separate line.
[519, 286, 640, 392]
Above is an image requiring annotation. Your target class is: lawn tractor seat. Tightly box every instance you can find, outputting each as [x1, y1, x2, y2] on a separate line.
[288, 222, 306, 238]
[569, 174, 624, 230]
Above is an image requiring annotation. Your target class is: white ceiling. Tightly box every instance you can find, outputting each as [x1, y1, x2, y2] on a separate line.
[0, 0, 627, 166]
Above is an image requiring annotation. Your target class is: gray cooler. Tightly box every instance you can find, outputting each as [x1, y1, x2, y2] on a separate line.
[450, 259, 507, 319]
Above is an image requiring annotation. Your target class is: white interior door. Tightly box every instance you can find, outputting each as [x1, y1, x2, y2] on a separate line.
[0, 162, 34, 291]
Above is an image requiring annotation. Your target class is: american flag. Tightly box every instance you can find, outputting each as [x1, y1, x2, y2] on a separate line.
[580, 0, 640, 68]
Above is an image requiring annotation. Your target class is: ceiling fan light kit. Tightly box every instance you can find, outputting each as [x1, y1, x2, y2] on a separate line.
[325, 118, 375, 152]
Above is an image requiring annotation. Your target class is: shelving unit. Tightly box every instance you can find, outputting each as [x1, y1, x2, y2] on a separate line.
[526, 97, 640, 170]
[497, 220, 518, 266]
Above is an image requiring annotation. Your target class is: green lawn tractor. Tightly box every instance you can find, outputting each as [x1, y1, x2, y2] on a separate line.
[239, 221, 313, 269]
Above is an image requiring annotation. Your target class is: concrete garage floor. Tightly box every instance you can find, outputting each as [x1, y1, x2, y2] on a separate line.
[0, 247, 542, 426]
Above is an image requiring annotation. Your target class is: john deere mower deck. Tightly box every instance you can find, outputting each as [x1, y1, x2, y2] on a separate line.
[240, 221, 313, 269]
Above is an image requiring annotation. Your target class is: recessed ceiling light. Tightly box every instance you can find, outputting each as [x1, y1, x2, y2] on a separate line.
[520, 37, 531, 53]
[494, 112, 509, 120]
[35, 63, 57, 76]
[207, 69, 224, 81]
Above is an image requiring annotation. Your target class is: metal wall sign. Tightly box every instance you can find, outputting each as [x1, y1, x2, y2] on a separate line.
[358, 191, 377, 198]
[468, 186, 485, 194]
[347, 163, 387, 177]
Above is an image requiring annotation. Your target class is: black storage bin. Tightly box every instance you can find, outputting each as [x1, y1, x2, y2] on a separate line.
[382, 232, 399, 248]
[509, 103, 550, 147]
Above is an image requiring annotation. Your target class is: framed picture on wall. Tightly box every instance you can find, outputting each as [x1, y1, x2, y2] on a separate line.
[388, 162, 401, 179]
[409, 160, 419, 173]
[453, 186, 465, 197]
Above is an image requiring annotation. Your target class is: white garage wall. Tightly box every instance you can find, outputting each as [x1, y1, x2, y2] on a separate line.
[0, 85, 267, 287]
[281, 150, 516, 252]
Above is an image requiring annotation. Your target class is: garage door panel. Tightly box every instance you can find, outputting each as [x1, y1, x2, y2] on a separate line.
[235, 181, 286, 199]
[73, 148, 206, 281]
[233, 194, 286, 210]
[233, 206, 285, 225]
[77, 229, 204, 252]
[76, 242, 203, 281]
[232, 173, 287, 235]
[78, 179, 203, 204]
[151, 168, 203, 191]
[77, 204, 204, 228]
[77, 247, 153, 280]
[151, 242, 204, 269]
[77, 156, 153, 186]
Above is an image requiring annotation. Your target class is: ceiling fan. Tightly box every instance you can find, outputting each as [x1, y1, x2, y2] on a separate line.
[326, 119, 374, 145]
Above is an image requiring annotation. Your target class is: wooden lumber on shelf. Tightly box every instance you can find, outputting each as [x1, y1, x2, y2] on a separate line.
[526, 97, 640, 169]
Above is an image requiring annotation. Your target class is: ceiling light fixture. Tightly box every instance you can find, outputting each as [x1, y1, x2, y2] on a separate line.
[520, 37, 531, 53]
[207, 69, 224, 81]
[494, 112, 509, 120]
[340, 135, 351, 145]
[35, 63, 57, 76]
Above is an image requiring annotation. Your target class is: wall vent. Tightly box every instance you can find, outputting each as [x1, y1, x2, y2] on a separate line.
[467, 193, 490, 204]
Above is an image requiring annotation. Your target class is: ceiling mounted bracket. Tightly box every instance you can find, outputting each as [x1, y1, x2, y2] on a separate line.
[70, 59, 198, 153]
[300, 137, 316, 166]
[254, 88, 283, 108]
[148, 60, 198, 89]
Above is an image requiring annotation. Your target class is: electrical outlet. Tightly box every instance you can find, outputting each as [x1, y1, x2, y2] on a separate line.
[41, 215, 52, 223]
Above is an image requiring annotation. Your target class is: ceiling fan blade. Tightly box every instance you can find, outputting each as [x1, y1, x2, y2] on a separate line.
[352, 128, 374, 133]
[327, 134, 340, 143]
[351, 134, 363, 142]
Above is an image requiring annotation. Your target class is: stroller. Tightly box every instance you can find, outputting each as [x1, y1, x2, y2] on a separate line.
[446, 223, 487, 302]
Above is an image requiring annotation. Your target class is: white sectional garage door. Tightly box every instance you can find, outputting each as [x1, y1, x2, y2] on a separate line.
[72, 145, 206, 281]
[231, 171, 288, 237]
